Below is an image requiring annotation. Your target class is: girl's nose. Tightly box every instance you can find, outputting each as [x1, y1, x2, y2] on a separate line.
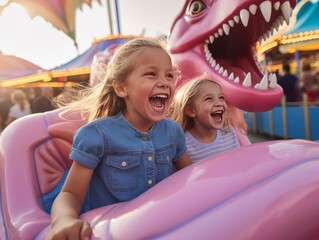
[158, 77, 169, 88]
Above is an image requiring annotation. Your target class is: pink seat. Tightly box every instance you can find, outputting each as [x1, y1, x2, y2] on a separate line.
[0, 108, 87, 239]
[1, 108, 319, 240]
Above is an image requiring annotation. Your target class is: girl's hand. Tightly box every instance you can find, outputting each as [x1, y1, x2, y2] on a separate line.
[47, 217, 92, 240]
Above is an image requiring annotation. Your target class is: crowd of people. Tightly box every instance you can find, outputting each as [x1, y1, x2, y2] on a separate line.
[0, 86, 55, 134]
[277, 62, 319, 103]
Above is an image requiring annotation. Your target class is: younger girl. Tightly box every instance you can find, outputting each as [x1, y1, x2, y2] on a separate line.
[48, 38, 191, 239]
[170, 75, 240, 163]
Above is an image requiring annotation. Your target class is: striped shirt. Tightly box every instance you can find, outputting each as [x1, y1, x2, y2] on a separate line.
[185, 127, 240, 163]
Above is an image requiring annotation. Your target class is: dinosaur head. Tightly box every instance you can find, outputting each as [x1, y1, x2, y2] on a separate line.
[167, 0, 296, 112]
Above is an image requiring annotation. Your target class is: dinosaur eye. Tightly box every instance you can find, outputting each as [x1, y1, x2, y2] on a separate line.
[188, 0, 207, 15]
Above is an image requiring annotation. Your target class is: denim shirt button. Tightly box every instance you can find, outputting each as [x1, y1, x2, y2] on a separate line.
[147, 156, 153, 161]
[141, 136, 148, 140]
[121, 160, 127, 167]
[147, 179, 153, 185]
[166, 156, 170, 160]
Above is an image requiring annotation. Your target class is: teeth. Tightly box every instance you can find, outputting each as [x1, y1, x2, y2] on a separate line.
[228, 19, 235, 27]
[223, 24, 230, 35]
[249, 4, 257, 15]
[259, 1, 272, 23]
[239, 9, 250, 27]
[209, 35, 214, 44]
[281, 1, 292, 25]
[274, 1, 280, 11]
[274, 18, 281, 31]
[269, 74, 278, 88]
[215, 64, 220, 71]
[218, 28, 224, 36]
[259, 74, 268, 90]
[233, 15, 240, 24]
[203, 0, 292, 92]
[210, 58, 216, 67]
[242, 72, 252, 87]
[229, 73, 234, 80]
[154, 94, 168, 98]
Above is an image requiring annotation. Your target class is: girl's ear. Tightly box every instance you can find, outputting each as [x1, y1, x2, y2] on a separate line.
[112, 81, 127, 98]
[185, 105, 196, 117]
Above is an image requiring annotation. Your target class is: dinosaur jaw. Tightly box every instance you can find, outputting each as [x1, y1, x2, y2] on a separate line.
[168, 0, 295, 112]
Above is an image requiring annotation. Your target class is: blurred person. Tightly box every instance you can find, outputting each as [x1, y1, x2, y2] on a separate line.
[32, 86, 55, 113]
[6, 89, 31, 125]
[0, 88, 13, 131]
[300, 63, 318, 102]
[278, 63, 299, 102]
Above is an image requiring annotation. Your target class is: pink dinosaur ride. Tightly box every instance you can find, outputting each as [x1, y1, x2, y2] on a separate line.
[2, 0, 319, 239]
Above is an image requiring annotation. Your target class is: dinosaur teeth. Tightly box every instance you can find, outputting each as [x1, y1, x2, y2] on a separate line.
[209, 35, 214, 44]
[204, 43, 279, 91]
[258, 74, 268, 90]
[203, 0, 293, 92]
[229, 73, 234, 80]
[239, 9, 250, 27]
[281, 1, 292, 25]
[242, 72, 252, 87]
[228, 19, 235, 27]
[273, 1, 280, 10]
[269, 73, 278, 88]
[233, 15, 240, 24]
[259, 1, 272, 23]
[249, 4, 258, 15]
[223, 24, 230, 35]
[218, 28, 224, 36]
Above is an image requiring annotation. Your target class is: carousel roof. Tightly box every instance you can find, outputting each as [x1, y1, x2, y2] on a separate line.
[0, 52, 45, 82]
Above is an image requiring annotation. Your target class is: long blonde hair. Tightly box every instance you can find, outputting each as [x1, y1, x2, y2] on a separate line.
[169, 74, 229, 132]
[55, 37, 168, 122]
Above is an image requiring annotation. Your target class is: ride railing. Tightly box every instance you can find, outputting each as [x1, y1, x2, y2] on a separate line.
[244, 94, 319, 141]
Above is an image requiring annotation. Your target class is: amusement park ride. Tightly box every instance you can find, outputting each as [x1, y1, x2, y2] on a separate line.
[1, 0, 319, 239]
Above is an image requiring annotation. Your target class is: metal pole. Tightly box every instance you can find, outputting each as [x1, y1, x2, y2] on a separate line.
[282, 96, 288, 139]
[303, 93, 310, 140]
[114, 0, 121, 34]
[269, 109, 274, 137]
[106, 0, 114, 35]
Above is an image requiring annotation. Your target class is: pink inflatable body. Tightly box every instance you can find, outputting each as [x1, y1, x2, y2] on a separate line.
[1, 109, 319, 239]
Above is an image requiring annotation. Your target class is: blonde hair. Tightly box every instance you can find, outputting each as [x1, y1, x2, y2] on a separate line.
[55, 37, 168, 122]
[11, 90, 29, 112]
[169, 74, 229, 132]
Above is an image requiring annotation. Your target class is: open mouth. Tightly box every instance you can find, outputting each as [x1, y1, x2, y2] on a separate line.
[149, 94, 169, 111]
[210, 110, 224, 122]
[203, 0, 292, 91]
[167, 0, 296, 111]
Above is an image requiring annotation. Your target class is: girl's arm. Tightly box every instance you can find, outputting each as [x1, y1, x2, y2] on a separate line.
[174, 153, 192, 170]
[47, 161, 94, 240]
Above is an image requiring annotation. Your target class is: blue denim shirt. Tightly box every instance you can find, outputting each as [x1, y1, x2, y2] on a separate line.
[70, 112, 187, 210]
